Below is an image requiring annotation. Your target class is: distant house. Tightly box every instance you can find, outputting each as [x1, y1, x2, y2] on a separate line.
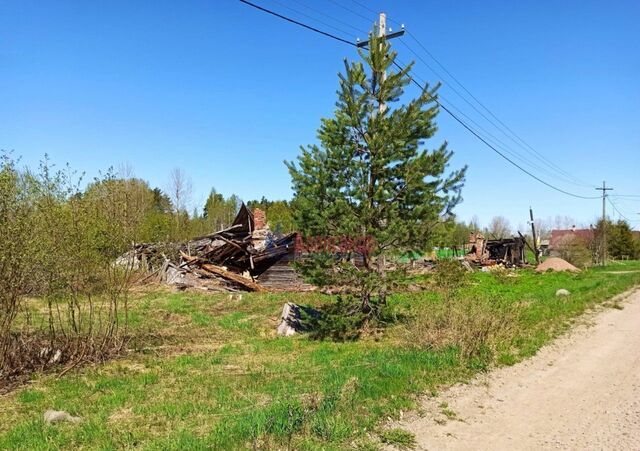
[549, 228, 594, 255]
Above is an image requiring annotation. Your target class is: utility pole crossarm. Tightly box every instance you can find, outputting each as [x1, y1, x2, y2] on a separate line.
[356, 29, 405, 47]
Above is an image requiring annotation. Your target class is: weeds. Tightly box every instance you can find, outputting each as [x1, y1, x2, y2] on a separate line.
[405, 293, 518, 360]
[439, 402, 457, 420]
[378, 428, 417, 449]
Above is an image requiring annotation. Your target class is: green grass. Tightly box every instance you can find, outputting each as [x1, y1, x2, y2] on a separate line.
[1, 261, 639, 449]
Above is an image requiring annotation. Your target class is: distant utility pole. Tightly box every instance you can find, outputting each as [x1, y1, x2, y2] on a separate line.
[596, 181, 613, 266]
[529, 207, 540, 264]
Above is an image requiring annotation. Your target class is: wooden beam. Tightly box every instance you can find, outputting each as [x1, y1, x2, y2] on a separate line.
[181, 253, 265, 292]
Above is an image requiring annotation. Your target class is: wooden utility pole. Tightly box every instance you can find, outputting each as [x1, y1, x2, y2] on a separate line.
[354, 12, 404, 274]
[596, 181, 613, 266]
[378, 12, 387, 114]
[529, 207, 540, 264]
[355, 12, 405, 114]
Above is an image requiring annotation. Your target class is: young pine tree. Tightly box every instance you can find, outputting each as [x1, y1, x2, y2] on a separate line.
[286, 32, 466, 327]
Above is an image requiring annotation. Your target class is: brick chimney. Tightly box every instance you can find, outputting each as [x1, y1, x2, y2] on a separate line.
[253, 208, 267, 230]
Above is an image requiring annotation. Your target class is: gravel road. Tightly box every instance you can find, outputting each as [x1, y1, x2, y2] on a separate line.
[398, 288, 640, 450]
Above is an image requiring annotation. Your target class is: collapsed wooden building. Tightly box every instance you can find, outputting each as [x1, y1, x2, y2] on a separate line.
[128, 205, 311, 292]
[465, 232, 527, 267]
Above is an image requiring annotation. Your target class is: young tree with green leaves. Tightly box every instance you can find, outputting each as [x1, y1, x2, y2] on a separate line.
[286, 32, 466, 327]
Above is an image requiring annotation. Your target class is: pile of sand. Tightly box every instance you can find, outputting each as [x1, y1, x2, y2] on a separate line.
[536, 257, 580, 273]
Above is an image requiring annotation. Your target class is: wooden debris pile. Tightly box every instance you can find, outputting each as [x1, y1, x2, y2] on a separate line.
[464, 232, 528, 267]
[129, 205, 303, 292]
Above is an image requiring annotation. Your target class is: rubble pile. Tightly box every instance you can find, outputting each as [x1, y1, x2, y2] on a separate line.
[128, 205, 303, 292]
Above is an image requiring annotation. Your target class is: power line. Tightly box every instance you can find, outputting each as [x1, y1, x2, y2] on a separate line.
[396, 41, 589, 187]
[347, 0, 378, 16]
[333, 3, 595, 189]
[289, 0, 367, 34]
[325, 0, 373, 26]
[238, 0, 354, 46]
[304, 0, 593, 187]
[426, 84, 600, 199]
[608, 198, 629, 221]
[399, 39, 593, 189]
[268, 0, 360, 38]
[393, 57, 585, 182]
[238, 0, 601, 200]
[610, 194, 640, 199]
[404, 31, 593, 188]
[608, 197, 639, 223]
[346, 0, 403, 27]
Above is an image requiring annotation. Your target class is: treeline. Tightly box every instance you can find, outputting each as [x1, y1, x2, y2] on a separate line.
[54, 170, 296, 244]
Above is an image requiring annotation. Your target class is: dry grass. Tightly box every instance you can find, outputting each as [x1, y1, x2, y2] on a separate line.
[403, 294, 519, 359]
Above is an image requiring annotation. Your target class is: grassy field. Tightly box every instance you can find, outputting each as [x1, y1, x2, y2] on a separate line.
[1, 261, 639, 450]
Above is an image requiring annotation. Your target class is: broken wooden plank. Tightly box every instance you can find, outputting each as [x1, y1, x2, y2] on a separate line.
[181, 253, 265, 292]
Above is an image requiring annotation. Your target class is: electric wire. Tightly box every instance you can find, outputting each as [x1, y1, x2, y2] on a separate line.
[268, 0, 359, 38]
[289, 0, 366, 34]
[346, 0, 403, 27]
[347, 0, 378, 16]
[393, 57, 576, 180]
[325, 0, 373, 26]
[607, 197, 635, 222]
[239, 0, 354, 46]
[397, 38, 593, 188]
[404, 30, 594, 188]
[238, 0, 601, 200]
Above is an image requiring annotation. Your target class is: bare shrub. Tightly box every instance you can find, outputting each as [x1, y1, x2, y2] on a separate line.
[0, 154, 143, 384]
[404, 259, 517, 359]
[554, 235, 592, 268]
[0, 154, 36, 370]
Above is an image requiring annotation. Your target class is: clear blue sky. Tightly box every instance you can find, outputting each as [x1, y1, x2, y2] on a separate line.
[2, 0, 639, 230]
